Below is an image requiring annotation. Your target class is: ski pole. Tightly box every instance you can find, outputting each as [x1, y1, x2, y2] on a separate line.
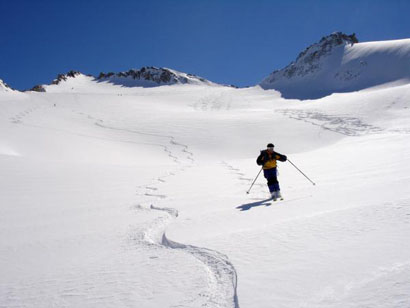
[287, 159, 316, 186]
[246, 167, 263, 194]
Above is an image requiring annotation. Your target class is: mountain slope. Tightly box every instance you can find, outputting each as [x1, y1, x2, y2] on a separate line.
[97, 67, 217, 87]
[33, 67, 219, 93]
[2, 34, 410, 308]
[260, 32, 410, 99]
[0, 79, 15, 92]
[1, 77, 410, 307]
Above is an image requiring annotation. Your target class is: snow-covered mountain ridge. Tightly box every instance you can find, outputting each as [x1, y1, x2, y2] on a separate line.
[27, 67, 217, 92]
[260, 32, 410, 99]
[97, 67, 214, 86]
[2, 33, 410, 97]
[269, 33, 359, 80]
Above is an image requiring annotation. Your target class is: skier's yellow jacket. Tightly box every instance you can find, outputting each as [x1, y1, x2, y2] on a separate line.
[256, 150, 287, 169]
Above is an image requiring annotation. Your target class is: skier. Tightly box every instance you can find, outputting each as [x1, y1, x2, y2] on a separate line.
[256, 143, 287, 200]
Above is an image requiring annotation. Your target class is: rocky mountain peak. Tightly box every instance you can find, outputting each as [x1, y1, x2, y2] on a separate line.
[317, 32, 358, 47]
[97, 66, 209, 85]
[28, 70, 84, 92]
[260, 34, 410, 100]
[25, 67, 214, 93]
[264, 32, 359, 82]
[51, 70, 83, 85]
[294, 32, 358, 68]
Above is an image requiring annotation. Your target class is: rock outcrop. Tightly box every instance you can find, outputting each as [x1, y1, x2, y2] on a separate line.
[30, 85, 46, 92]
[97, 66, 211, 86]
[51, 70, 82, 85]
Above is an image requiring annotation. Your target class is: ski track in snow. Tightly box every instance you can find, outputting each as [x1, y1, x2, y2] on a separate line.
[7, 103, 240, 307]
[221, 162, 253, 183]
[190, 92, 233, 111]
[9, 105, 40, 124]
[221, 161, 265, 191]
[94, 122, 193, 163]
[150, 205, 240, 308]
[94, 120, 240, 307]
[277, 108, 410, 135]
[276, 109, 384, 136]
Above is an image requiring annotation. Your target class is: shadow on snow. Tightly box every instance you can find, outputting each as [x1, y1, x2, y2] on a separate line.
[236, 198, 272, 211]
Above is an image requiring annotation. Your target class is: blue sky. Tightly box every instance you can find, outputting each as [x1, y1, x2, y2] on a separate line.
[1, 0, 409, 90]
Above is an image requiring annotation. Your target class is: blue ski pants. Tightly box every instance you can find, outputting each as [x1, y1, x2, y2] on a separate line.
[263, 168, 280, 193]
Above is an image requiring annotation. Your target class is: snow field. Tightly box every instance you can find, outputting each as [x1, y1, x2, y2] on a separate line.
[1, 76, 410, 307]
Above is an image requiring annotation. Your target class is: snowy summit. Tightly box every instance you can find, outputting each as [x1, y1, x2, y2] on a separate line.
[260, 32, 410, 99]
[97, 67, 216, 87]
[28, 67, 218, 93]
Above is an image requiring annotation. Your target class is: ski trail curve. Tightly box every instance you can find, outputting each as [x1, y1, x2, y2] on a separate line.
[93, 121, 240, 307]
[276, 109, 383, 136]
[95, 121, 194, 163]
[221, 161, 265, 191]
[147, 205, 240, 308]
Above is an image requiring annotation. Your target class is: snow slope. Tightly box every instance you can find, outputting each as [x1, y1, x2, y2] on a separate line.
[35, 67, 217, 93]
[96, 67, 217, 88]
[0, 79, 15, 93]
[1, 71, 410, 308]
[260, 33, 410, 99]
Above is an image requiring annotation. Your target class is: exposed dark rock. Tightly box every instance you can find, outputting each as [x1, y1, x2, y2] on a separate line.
[96, 66, 194, 85]
[30, 85, 46, 92]
[66, 70, 80, 78]
[263, 32, 359, 83]
[98, 72, 115, 79]
[51, 70, 82, 85]
[25, 67, 214, 90]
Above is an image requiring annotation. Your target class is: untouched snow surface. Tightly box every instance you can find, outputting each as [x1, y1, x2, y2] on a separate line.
[1, 75, 410, 308]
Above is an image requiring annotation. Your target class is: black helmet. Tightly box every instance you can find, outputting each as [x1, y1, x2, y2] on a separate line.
[267, 143, 274, 148]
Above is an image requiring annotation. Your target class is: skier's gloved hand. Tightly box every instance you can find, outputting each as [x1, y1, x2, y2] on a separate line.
[256, 154, 265, 166]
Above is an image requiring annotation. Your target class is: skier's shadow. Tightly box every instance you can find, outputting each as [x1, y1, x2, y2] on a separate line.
[236, 198, 272, 211]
